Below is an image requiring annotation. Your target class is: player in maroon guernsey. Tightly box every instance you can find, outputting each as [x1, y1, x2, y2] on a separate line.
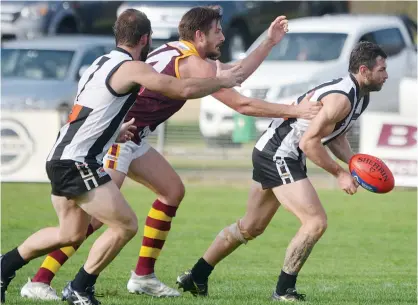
[23, 6, 322, 300]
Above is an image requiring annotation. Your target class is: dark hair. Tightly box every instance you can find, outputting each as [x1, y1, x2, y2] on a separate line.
[178, 6, 222, 41]
[113, 9, 151, 47]
[348, 41, 387, 73]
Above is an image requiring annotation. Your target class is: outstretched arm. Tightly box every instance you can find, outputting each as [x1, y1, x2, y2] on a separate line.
[183, 56, 321, 120]
[109, 60, 244, 100]
[213, 88, 318, 119]
[209, 16, 288, 81]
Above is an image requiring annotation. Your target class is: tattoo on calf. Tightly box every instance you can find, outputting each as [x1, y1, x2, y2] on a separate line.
[282, 233, 318, 275]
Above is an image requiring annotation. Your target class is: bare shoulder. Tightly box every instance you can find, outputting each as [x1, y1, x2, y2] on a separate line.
[321, 93, 351, 110]
[320, 93, 351, 121]
[120, 60, 154, 74]
[109, 60, 159, 93]
[179, 56, 215, 78]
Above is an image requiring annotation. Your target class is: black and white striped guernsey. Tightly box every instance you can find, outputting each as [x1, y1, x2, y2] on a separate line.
[255, 74, 369, 160]
[47, 48, 139, 164]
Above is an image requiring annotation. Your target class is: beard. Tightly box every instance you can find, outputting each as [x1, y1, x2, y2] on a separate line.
[207, 51, 221, 60]
[206, 43, 223, 60]
[363, 76, 384, 92]
[140, 35, 151, 61]
[363, 82, 383, 92]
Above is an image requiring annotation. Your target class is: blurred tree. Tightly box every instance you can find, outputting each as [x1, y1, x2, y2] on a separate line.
[350, 1, 417, 21]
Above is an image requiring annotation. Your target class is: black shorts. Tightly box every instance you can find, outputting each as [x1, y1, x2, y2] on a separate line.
[252, 148, 307, 190]
[46, 160, 111, 199]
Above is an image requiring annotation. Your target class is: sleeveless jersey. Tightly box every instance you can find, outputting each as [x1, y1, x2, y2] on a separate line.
[47, 48, 138, 164]
[124, 41, 200, 144]
[255, 74, 370, 160]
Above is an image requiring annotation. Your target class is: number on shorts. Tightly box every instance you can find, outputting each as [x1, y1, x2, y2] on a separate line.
[75, 162, 98, 191]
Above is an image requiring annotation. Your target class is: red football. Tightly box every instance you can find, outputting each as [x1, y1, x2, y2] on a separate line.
[349, 153, 395, 193]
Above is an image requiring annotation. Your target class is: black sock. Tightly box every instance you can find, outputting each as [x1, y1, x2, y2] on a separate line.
[1, 248, 27, 278]
[276, 270, 297, 295]
[71, 267, 98, 292]
[191, 257, 214, 284]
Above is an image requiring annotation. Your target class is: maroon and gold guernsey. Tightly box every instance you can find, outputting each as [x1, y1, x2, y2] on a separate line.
[124, 40, 201, 144]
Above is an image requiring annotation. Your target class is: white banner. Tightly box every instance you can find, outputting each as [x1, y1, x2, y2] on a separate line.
[399, 77, 417, 118]
[1, 111, 61, 182]
[360, 112, 417, 188]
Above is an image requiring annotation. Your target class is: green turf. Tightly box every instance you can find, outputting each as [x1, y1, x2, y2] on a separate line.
[1, 183, 417, 305]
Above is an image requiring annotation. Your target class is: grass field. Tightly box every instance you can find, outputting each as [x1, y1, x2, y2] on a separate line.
[1, 183, 416, 305]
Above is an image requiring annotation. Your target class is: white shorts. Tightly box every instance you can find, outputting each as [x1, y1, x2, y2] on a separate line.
[103, 140, 151, 175]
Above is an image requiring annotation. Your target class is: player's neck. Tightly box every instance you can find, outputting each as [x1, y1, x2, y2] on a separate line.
[116, 45, 139, 61]
[352, 73, 368, 99]
[181, 39, 207, 59]
[358, 87, 368, 99]
[195, 45, 208, 60]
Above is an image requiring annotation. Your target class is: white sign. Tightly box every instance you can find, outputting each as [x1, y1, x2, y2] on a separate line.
[1, 111, 61, 182]
[399, 77, 417, 118]
[360, 112, 417, 187]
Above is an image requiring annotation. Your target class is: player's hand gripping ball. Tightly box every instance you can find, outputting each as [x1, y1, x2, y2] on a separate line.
[349, 153, 395, 193]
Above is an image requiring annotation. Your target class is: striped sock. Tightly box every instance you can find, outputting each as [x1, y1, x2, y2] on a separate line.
[135, 200, 177, 276]
[105, 144, 120, 170]
[32, 224, 95, 285]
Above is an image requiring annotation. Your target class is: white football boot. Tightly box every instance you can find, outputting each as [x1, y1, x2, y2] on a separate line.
[127, 271, 181, 297]
[21, 278, 60, 300]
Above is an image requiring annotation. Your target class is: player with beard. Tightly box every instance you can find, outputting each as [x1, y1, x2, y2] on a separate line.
[1, 8, 245, 305]
[21, 6, 322, 300]
[177, 41, 388, 301]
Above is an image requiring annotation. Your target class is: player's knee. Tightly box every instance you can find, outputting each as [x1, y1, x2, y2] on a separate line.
[218, 220, 255, 245]
[58, 230, 86, 246]
[239, 215, 269, 237]
[160, 180, 185, 206]
[71, 232, 87, 245]
[172, 180, 185, 204]
[90, 218, 104, 231]
[245, 223, 267, 238]
[121, 215, 138, 240]
[306, 216, 328, 238]
[124, 213, 139, 240]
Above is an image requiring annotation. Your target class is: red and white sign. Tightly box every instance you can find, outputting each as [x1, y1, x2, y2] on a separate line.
[360, 112, 417, 187]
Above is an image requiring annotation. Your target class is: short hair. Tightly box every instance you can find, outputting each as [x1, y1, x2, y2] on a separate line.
[113, 9, 151, 47]
[178, 6, 222, 41]
[348, 41, 387, 73]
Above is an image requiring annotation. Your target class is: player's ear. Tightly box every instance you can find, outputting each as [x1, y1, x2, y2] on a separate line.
[139, 34, 149, 46]
[195, 30, 204, 43]
[359, 65, 369, 76]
